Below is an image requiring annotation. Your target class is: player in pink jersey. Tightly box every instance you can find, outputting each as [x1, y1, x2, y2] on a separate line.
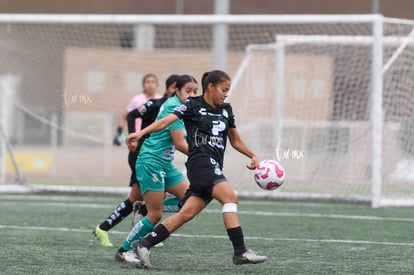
[116, 73, 162, 140]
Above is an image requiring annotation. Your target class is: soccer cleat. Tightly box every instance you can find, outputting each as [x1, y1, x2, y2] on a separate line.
[93, 225, 113, 247]
[154, 241, 164, 248]
[232, 249, 268, 265]
[132, 241, 152, 268]
[114, 250, 141, 264]
[132, 201, 146, 227]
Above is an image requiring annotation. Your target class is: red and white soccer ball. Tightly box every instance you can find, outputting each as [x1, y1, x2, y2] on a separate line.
[254, 159, 286, 190]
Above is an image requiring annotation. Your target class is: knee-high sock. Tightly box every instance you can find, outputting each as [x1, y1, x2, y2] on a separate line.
[163, 197, 181, 213]
[140, 223, 170, 249]
[99, 199, 133, 231]
[227, 226, 247, 256]
[121, 216, 154, 251]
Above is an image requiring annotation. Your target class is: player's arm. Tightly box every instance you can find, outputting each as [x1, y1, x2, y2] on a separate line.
[117, 110, 128, 129]
[126, 103, 147, 134]
[126, 100, 158, 133]
[126, 113, 179, 149]
[170, 129, 188, 155]
[228, 127, 258, 170]
[113, 110, 128, 146]
[126, 110, 139, 134]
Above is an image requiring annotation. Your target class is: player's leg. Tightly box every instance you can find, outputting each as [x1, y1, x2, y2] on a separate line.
[121, 163, 187, 252]
[94, 151, 141, 247]
[162, 163, 189, 209]
[94, 183, 141, 247]
[129, 165, 187, 246]
[133, 164, 187, 221]
[131, 194, 181, 227]
[117, 190, 164, 259]
[212, 181, 267, 265]
[129, 193, 181, 250]
[162, 195, 182, 213]
[133, 195, 206, 268]
[116, 160, 166, 260]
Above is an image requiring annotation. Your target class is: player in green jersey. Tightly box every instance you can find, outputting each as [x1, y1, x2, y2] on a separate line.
[115, 74, 198, 263]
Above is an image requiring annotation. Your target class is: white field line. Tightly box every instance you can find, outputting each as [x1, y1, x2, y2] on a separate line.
[0, 224, 413, 247]
[1, 200, 414, 222]
[203, 209, 414, 223]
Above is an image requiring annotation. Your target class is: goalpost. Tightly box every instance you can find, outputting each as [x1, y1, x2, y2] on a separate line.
[0, 14, 413, 207]
[0, 75, 24, 185]
[230, 24, 414, 208]
[272, 33, 414, 208]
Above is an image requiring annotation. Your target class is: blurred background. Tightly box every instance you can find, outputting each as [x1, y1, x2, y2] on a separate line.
[0, 0, 413, 19]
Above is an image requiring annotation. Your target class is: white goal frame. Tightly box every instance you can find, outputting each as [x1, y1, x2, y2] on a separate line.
[231, 33, 414, 208]
[273, 33, 414, 208]
[280, 33, 414, 208]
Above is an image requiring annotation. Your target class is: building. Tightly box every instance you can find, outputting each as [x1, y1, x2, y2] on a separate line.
[0, 0, 414, 20]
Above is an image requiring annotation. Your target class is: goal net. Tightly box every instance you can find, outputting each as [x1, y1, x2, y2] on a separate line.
[0, 14, 413, 207]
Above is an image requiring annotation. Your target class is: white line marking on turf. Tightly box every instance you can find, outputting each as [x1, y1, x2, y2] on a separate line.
[1, 200, 414, 222]
[1, 224, 413, 247]
[204, 209, 414, 222]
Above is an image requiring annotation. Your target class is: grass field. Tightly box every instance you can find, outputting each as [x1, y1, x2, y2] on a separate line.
[0, 193, 413, 274]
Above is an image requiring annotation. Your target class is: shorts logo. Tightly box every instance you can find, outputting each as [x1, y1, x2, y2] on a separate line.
[214, 165, 222, 175]
[152, 173, 159, 183]
[210, 158, 222, 175]
[160, 171, 166, 184]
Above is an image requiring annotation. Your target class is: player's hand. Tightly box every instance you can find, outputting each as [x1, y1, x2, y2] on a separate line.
[113, 126, 125, 146]
[246, 154, 259, 170]
[113, 133, 125, 146]
[126, 132, 141, 152]
[127, 138, 138, 152]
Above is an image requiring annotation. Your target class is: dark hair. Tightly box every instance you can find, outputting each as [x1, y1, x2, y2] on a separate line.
[201, 70, 231, 94]
[165, 74, 180, 90]
[175, 74, 198, 91]
[142, 73, 158, 86]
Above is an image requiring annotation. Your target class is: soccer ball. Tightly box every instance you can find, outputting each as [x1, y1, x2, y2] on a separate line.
[254, 159, 285, 190]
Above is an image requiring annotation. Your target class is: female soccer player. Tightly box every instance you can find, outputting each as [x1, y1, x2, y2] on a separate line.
[94, 74, 176, 247]
[126, 70, 267, 268]
[115, 74, 198, 262]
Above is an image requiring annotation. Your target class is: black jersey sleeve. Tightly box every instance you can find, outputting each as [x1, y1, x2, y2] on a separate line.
[127, 109, 140, 134]
[223, 103, 236, 128]
[126, 98, 165, 133]
[173, 97, 192, 119]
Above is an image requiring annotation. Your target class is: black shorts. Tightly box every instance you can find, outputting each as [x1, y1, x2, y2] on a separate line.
[183, 156, 227, 205]
[128, 150, 139, 186]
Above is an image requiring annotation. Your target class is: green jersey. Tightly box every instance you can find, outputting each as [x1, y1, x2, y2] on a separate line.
[138, 95, 184, 164]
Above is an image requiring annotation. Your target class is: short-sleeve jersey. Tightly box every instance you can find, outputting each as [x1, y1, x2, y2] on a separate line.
[139, 95, 185, 164]
[127, 97, 168, 134]
[173, 96, 236, 168]
[126, 93, 161, 131]
[127, 96, 169, 150]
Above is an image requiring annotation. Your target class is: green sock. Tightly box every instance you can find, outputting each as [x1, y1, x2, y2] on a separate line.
[121, 216, 154, 251]
[163, 197, 180, 213]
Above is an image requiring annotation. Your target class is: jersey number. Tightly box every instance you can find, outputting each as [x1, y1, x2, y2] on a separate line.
[211, 120, 226, 136]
